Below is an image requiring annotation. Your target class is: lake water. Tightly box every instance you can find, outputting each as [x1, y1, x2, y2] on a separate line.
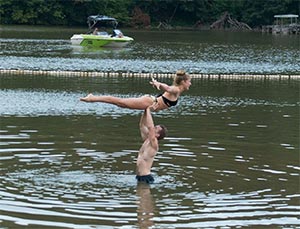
[0, 25, 300, 74]
[0, 26, 300, 228]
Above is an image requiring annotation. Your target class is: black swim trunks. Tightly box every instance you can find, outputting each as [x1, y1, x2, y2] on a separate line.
[136, 174, 154, 184]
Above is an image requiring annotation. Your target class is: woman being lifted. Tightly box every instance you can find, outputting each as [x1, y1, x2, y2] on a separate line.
[80, 70, 192, 112]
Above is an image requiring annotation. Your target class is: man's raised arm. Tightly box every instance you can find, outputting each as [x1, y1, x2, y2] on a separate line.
[139, 107, 154, 140]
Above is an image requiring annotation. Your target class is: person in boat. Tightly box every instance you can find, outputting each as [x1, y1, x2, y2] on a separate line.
[80, 70, 192, 112]
[92, 27, 108, 36]
[112, 29, 124, 38]
[92, 28, 99, 35]
[136, 107, 167, 184]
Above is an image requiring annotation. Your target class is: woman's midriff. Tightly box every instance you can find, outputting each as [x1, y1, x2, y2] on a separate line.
[142, 95, 168, 111]
[156, 97, 169, 110]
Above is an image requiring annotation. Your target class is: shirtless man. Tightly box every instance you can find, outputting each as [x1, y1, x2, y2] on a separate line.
[136, 107, 167, 184]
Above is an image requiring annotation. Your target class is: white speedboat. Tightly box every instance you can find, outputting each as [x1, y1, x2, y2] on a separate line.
[70, 15, 133, 48]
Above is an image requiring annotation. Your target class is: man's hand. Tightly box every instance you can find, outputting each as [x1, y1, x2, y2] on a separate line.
[149, 102, 159, 112]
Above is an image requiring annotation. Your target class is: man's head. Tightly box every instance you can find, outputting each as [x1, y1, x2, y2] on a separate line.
[155, 125, 168, 140]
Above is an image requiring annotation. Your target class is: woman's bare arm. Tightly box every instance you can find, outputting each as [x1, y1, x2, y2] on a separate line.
[150, 77, 178, 94]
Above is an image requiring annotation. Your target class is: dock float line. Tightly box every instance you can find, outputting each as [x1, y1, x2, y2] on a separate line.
[0, 69, 299, 80]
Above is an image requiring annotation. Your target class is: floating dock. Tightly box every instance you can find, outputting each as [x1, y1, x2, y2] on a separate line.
[262, 24, 300, 35]
[262, 14, 300, 35]
[0, 69, 299, 81]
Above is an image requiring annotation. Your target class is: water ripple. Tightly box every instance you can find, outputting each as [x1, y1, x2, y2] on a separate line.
[0, 89, 298, 117]
[1, 55, 299, 74]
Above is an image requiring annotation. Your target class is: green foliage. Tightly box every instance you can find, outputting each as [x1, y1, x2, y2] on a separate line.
[1, 0, 299, 28]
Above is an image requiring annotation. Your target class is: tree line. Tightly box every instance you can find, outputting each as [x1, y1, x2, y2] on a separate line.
[0, 0, 299, 29]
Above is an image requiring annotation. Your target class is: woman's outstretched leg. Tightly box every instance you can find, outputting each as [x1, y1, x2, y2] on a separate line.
[80, 94, 154, 110]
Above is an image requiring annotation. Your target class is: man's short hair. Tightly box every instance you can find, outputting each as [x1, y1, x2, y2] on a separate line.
[157, 124, 167, 140]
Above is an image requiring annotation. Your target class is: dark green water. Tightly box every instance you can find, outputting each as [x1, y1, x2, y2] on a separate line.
[0, 74, 299, 228]
[0, 26, 299, 228]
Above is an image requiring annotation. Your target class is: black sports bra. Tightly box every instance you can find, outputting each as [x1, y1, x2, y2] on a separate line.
[157, 94, 178, 107]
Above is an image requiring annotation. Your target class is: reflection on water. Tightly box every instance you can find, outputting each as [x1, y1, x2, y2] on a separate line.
[136, 183, 155, 228]
[0, 75, 299, 228]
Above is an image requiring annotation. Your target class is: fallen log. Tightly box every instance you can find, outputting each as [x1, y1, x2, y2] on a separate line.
[211, 11, 252, 30]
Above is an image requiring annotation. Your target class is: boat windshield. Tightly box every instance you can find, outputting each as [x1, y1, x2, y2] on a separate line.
[87, 15, 118, 30]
